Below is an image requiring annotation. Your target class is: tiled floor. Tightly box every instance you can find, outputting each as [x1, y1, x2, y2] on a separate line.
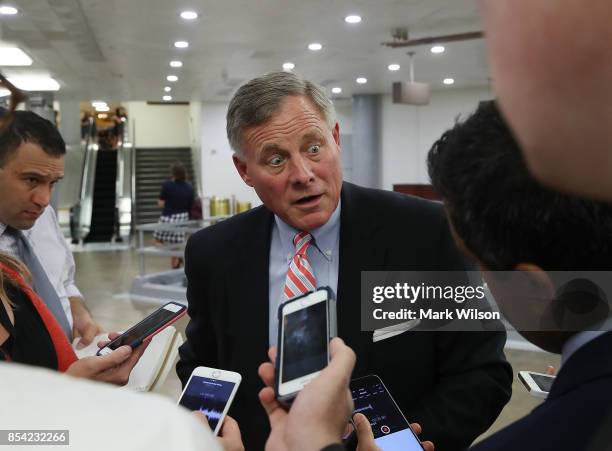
[73, 242, 560, 443]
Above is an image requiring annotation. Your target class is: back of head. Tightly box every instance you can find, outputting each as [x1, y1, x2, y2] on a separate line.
[226, 71, 336, 156]
[171, 161, 186, 182]
[0, 110, 66, 167]
[427, 100, 612, 271]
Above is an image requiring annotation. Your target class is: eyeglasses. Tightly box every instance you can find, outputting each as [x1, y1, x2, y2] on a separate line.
[0, 73, 28, 132]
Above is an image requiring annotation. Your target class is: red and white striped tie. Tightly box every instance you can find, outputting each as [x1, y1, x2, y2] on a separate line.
[283, 232, 317, 300]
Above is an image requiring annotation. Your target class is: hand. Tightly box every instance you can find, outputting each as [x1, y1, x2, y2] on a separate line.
[69, 297, 101, 349]
[545, 365, 556, 376]
[192, 412, 244, 451]
[258, 337, 356, 451]
[350, 414, 434, 451]
[65, 336, 149, 385]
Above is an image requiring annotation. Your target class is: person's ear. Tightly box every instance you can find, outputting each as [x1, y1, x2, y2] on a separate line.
[332, 122, 341, 149]
[232, 154, 253, 187]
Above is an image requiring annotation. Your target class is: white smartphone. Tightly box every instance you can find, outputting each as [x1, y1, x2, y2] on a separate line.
[349, 375, 424, 451]
[97, 301, 186, 356]
[177, 366, 242, 435]
[275, 287, 337, 404]
[518, 371, 555, 399]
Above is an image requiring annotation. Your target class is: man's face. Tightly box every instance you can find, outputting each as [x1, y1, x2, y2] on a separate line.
[233, 95, 342, 231]
[0, 142, 64, 229]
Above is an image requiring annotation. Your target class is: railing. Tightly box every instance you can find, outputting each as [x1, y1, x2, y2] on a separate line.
[115, 117, 133, 239]
[70, 122, 97, 243]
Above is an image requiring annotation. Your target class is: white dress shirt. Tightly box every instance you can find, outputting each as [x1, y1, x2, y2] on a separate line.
[0, 206, 79, 328]
[0, 362, 221, 451]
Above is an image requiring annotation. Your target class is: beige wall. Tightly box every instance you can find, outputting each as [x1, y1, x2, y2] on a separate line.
[124, 101, 190, 148]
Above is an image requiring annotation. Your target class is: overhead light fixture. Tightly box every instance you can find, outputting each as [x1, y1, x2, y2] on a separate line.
[97, 113, 108, 119]
[180, 11, 198, 20]
[95, 105, 110, 112]
[443, 78, 455, 85]
[91, 100, 107, 108]
[164, 86, 172, 92]
[388, 64, 400, 71]
[308, 43, 323, 51]
[163, 95, 172, 101]
[170, 60, 183, 68]
[344, 15, 362, 24]
[431, 45, 445, 54]
[174, 41, 189, 49]
[356, 77, 367, 84]
[8, 75, 60, 91]
[0, 6, 18, 15]
[167, 75, 178, 82]
[0, 47, 33, 66]
[331, 87, 342, 94]
[282, 62, 295, 71]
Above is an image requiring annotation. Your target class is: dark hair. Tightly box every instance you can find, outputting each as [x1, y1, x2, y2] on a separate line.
[0, 110, 66, 167]
[171, 161, 186, 181]
[427, 100, 612, 271]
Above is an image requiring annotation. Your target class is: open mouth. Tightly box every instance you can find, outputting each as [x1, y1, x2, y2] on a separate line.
[294, 193, 323, 205]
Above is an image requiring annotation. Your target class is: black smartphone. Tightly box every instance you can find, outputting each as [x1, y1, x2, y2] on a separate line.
[275, 287, 337, 405]
[350, 375, 424, 451]
[96, 301, 186, 355]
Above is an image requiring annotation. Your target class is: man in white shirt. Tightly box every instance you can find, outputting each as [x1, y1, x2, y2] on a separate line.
[0, 110, 99, 344]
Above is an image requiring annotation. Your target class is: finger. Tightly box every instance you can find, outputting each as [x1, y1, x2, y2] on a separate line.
[545, 365, 556, 376]
[421, 441, 435, 451]
[191, 411, 210, 428]
[353, 413, 376, 449]
[86, 346, 132, 373]
[107, 332, 121, 340]
[258, 387, 287, 428]
[77, 323, 99, 348]
[321, 338, 356, 387]
[268, 346, 277, 365]
[258, 362, 275, 388]
[219, 415, 243, 448]
[410, 422, 422, 436]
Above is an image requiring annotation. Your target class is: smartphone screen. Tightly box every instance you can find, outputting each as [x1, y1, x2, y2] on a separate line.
[530, 373, 554, 392]
[105, 302, 185, 351]
[350, 376, 423, 451]
[281, 299, 328, 383]
[178, 376, 236, 433]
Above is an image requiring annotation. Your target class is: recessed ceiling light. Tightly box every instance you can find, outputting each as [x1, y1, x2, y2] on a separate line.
[180, 11, 198, 20]
[0, 6, 18, 15]
[167, 75, 178, 82]
[308, 43, 323, 51]
[356, 77, 367, 84]
[164, 86, 172, 92]
[431, 45, 445, 54]
[163, 95, 172, 101]
[174, 41, 189, 49]
[443, 78, 455, 85]
[344, 15, 362, 24]
[91, 101, 108, 109]
[282, 62, 295, 71]
[170, 60, 183, 68]
[388, 64, 400, 71]
[331, 87, 342, 94]
[7, 75, 60, 91]
[96, 105, 110, 112]
[0, 47, 32, 66]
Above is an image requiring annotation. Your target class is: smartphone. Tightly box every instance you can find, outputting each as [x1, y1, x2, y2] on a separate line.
[96, 301, 186, 356]
[518, 371, 555, 399]
[350, 375, 424, 451]
[177, 366, 242, 435]
[275, 287, 337, 405]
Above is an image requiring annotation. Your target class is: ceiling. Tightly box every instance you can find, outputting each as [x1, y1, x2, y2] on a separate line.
[0, 0, 489, 103]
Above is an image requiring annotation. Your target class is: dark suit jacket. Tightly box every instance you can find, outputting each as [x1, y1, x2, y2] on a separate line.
[471, 331, 612, 451]
[177, 182, 512, 450]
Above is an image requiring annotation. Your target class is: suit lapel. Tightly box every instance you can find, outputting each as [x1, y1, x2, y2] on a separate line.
[337, 183, 388, 373]
[227, 208, 274, 366]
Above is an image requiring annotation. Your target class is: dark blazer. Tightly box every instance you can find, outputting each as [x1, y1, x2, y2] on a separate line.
[471, 331, 612, 451]
[177, 182, 512, 450]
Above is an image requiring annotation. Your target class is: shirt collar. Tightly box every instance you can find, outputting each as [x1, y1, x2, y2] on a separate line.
[275, 199, 341, 262]
[0, 222, 6, 236]
[561, 316, 612, 367]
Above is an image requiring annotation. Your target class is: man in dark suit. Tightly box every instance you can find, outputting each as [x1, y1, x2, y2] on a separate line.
[177, 71, 512, 450]
[428, 100, 612, 451]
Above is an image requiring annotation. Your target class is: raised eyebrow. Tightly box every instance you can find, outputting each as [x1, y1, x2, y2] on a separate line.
[301, 131, 325, 144]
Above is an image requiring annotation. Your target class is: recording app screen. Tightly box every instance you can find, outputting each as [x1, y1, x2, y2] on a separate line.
[531, 374, 553, 392]
[351, 379, 422, 451]
[179, 376, 235, 432]
[109, 307, 178, 349]
[281, 300, 327, 382]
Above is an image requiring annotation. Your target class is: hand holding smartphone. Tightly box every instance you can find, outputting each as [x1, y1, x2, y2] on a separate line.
[275, 287, 337, 405]
[96, 301, 186, 356]
[518, 371, 555, 399]
[178, 366, 242, 435]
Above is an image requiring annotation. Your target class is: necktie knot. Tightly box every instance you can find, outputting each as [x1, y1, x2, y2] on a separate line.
[293, 232, 312, 256]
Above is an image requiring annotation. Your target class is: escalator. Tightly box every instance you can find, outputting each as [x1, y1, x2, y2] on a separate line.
[83, 149, 118, 242]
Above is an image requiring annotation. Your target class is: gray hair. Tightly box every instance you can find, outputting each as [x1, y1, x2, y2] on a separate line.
[226, 71, 337, 157]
